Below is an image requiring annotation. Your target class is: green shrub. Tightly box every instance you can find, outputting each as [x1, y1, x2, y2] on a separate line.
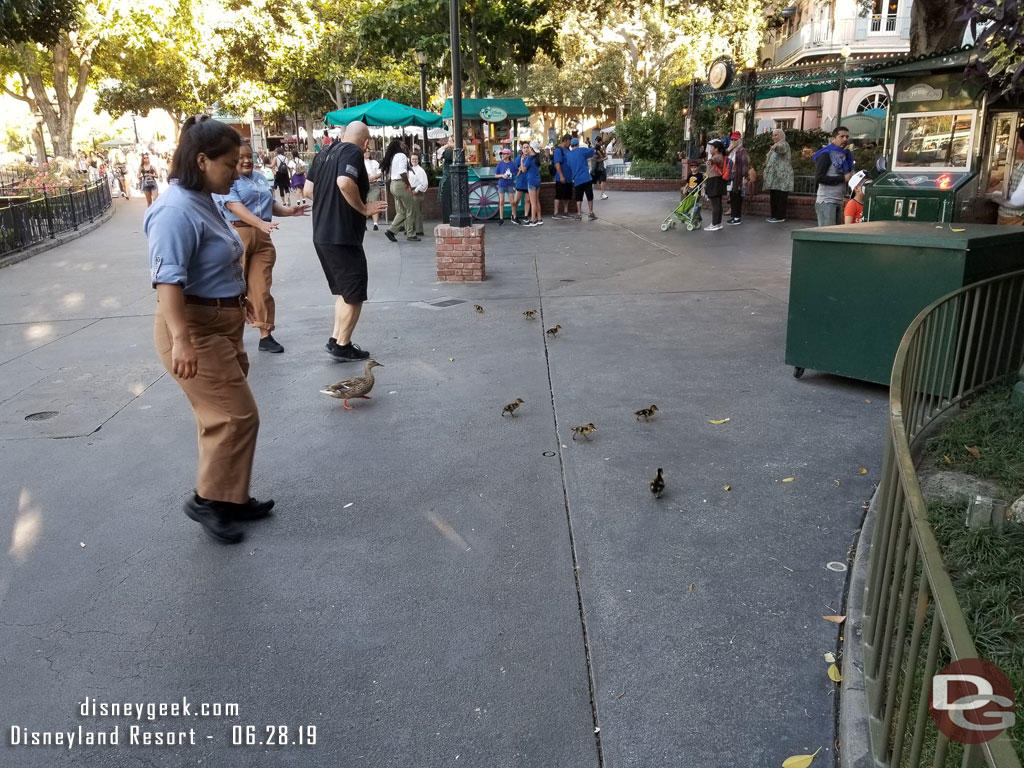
[616, 113, 671, 162]
[627, 161, 678, 179]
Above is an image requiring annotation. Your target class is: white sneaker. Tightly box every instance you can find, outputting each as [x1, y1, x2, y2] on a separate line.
[600, 194, 609, 199]
[705, 224, 723, 231]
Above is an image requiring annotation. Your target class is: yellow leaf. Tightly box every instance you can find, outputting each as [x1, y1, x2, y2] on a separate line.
[688, 583, 695, 593]
[823, 615, 846, 624]
[782, 747, 822, 768]
[824, 652, 836, 663]
[828, 663, 842, 682]
[723, 485, 731, 491]
[943, 455, 951, 464]
[859, 468, 868, 474]
[782, 477, 795, 483]
[708, 418, 730, 424]
[950, 226, 966, 232]
[449, 357, 454, 362]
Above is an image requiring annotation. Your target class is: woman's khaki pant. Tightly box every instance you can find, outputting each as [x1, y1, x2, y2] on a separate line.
[388, 180, 416, 236]
[234, 223, 276, 331]
[155, 302, 260, 504]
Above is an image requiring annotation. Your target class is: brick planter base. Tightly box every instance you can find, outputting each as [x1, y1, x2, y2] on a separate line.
[435, 224, 486, 282]
[693, 191, 817, 221]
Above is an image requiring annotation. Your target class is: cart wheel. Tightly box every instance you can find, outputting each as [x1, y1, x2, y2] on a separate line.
[660, 222, 670, 231]
[793, 367, 805, 379]
[467, 181, 499, 220]
[686, 222, 694, 231]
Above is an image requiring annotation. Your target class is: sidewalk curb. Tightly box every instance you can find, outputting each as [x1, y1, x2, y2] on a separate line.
[840, 484, 884, 768]
[0, 202, 116, 270]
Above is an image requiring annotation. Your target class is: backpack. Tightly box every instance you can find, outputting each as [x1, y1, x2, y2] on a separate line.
[721, 155, 733, 182]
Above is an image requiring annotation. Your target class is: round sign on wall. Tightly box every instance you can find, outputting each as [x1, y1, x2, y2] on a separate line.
[479, 106, 508, 123]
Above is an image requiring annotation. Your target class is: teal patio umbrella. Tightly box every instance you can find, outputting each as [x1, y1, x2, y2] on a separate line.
[324, 99, 442, 128]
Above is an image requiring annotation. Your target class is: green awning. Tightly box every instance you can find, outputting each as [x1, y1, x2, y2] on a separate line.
[441, 98, 530, 120]
[324, 99, 442, 128]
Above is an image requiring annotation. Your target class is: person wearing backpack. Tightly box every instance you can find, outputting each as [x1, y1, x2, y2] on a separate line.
[273, 149, 291, 205]
[289, 151, 308, 204]
[704, 141, 728, 231]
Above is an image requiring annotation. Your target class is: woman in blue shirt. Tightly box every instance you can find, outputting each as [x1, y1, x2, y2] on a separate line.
[494, 147, 517, 226]
[215, 143, 308, 354]
[522, 142, 543, 227]
[144, 115, 272, 545]
[511, 146, 531, 225]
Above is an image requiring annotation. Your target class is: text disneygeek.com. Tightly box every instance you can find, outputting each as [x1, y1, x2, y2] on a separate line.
[7, 697, 317, 750]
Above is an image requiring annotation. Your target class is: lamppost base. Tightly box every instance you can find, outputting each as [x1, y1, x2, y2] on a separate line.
[448, 160, 472, 228]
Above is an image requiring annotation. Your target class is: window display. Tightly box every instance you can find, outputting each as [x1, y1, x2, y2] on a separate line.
[893, 110, 977, 171]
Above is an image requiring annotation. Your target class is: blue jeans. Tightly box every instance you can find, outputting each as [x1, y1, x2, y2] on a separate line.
[815, 201, 842, 227]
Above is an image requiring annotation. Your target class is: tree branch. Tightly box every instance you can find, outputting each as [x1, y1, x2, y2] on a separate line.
[0, 83, 33, 104]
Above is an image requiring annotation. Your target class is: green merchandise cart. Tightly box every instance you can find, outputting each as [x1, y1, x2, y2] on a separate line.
[786, 222, 1024, 384]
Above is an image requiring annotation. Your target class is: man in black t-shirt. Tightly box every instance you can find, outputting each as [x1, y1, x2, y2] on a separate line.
[304, 121, 388, 361]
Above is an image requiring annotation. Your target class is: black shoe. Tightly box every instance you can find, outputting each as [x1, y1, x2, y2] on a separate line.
[222, 497, 275, 521]
[183, 494, 244, 544]
[258, 334, 284, 353]
[498, 219, 504, 226]
[406, 235, 421, 241]
[726, 218, 742, 225]
[384, 230, 397, 242]
[325, 337, 337, 353]
[329, 342, 371, 361]
[373, 223, 379, 231]
[510, 218, 520, 225]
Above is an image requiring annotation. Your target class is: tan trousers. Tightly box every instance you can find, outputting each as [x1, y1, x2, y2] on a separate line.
[411, 192, 424, 234]
[234, 223, 276, 331]
[388, 180, 416, 236]
[997, 214, 1024, 226]
[154, 302, 260, 504]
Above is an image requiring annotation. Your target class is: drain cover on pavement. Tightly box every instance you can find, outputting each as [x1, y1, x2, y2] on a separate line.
[418, 297, 468, 310]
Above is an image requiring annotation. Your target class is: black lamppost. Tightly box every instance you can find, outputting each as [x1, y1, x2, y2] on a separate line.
[448, 0, 471, 227]
[835, 46, 850, 131]
[33, 109, 47, 163]
[415, 48, 430, 167]
[343, 78, 354, 109]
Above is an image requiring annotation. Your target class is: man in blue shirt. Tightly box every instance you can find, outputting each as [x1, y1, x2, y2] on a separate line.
[566, 137, 596, 220]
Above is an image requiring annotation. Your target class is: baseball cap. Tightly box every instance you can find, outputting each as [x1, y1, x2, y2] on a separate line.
[500, 147, 511, 155]
[530, 141, 540, 152]
[570, 138, 580, 146]
[848, 169, 868, 192]
[730, 131, 741, 140]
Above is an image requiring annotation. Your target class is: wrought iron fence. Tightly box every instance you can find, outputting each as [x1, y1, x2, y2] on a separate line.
[0, 180, 113, 258]
[863, 270, 1024, 767]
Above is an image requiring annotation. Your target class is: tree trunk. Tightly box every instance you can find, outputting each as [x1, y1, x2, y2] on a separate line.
[910, 0, 963, 56]
[32, 125, 47, 163]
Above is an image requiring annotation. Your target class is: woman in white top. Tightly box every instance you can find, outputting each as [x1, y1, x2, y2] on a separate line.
[988, 125, 1024, 226]
[382, 139, 419, 241]
[364, 148, 383, 230]
[408, 153, 429, 236]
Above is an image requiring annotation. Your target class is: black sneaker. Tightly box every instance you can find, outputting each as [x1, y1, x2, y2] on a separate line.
[258, 334, 284, 353]
[384, 230, 397, 242]
[726, 218, 742, 225]
[406, 235, 421, 241]
[222, 497, 275, 521]
[325, 337, 337, 353]
[183, 494, 244, 544]
[373, 223, 379, 230]
[510, 218, 520, 225]
[329, 342, 371, 361]
[498, 219, 504, 226]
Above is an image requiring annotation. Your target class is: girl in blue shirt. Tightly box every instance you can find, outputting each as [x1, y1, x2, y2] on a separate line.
[511, 148, 531, 225]
[521, 142, 543, 226]
[145, 115, 273, 545]
[494, 147, 517, 226]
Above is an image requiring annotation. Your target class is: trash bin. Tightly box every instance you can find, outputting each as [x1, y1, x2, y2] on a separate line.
[786, 222, 1024, 384]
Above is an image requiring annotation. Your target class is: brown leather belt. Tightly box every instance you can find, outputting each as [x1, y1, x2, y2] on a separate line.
[183, 294, 245, 308]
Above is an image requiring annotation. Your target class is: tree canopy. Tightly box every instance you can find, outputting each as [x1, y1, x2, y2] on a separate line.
[0, 0, 79, 46]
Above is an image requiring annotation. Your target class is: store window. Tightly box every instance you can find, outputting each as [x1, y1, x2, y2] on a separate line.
[893, 110, 977, 171]
[857, 93, 889, 112]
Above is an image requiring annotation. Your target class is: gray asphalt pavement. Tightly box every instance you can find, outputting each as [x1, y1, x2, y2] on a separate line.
[0, 192, 887, 768]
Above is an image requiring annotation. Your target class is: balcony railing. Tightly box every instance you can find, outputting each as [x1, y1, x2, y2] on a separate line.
[770, 15, 909, 66]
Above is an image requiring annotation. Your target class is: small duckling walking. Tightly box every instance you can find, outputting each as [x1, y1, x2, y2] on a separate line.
[635, 405, 659, 422]
[502, 398, 524, 417]
[649, 468, 665, 499]
[571, 423, 597, 440]
[522, 310, 537, 319]
[546, 324, 562, 337]
[474, 305, 484, 313]
[321, 360, 383, 410]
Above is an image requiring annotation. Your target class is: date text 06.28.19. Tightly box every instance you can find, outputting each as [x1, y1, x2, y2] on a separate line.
[231, 725, 316, 746]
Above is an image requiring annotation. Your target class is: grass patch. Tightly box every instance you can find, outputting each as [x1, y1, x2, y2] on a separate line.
[918, 383, 1024, 759]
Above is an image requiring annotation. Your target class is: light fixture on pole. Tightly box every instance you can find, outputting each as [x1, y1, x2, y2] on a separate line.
[800, 94, 809, 131]
[343, 78, 354, 109]
[836, 46, 851, 130]
[415, 48, 430, 167]
[447, 0, 471, 227]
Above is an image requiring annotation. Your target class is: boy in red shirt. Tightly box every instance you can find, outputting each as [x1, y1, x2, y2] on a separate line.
[845, 170, 867, 224]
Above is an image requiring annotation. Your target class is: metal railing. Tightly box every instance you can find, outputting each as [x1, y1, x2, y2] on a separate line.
[0, 180, 112, 258]
[863, 270, 1024, 767]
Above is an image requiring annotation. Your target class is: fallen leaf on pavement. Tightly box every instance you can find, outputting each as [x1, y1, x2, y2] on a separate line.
[824, 652, 836, 663]
[708, 418, 730, 424]
[723, 485, 731, 491]
[943, 455, 951, 464]
[449, 357, 455, 362]
[828, 663, 842, 682]
[859, 468, 868, 474]
[782, 477, 795, 483]
[688, 583, 695, 593]
[782, 747, 821, 768]
[823, 615, 846, 624]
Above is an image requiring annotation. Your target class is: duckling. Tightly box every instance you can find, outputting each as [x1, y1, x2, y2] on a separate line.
[546, 324, 562, 337]
[320, 359, 383, 409]
[501, 398, 524, 417]
[649, 468, 665, 499]
[635, 405, 659, 422]
[522, 310, 537, 319]
[571, 423, 597, 440]
[474, 305, 484, 313]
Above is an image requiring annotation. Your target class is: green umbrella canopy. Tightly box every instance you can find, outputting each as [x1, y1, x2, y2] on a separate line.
[324, 99, 442, 128]
[97, 138, 134, 148]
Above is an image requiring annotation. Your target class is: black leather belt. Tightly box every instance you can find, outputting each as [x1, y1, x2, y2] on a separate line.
[183, 295, 245, 308]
